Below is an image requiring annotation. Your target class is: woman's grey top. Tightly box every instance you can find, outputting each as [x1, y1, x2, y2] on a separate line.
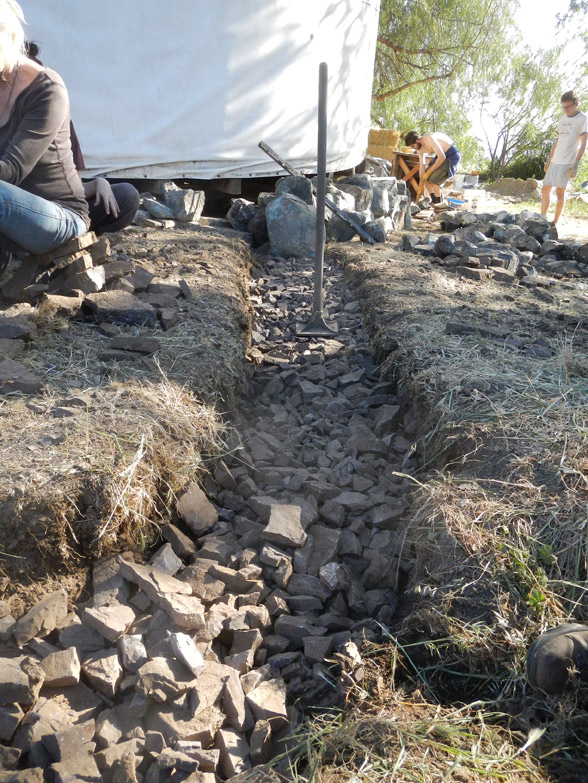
[0, 68, 89, 225]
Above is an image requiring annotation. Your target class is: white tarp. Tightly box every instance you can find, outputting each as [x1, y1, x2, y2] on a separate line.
[24, 0, 381, 179]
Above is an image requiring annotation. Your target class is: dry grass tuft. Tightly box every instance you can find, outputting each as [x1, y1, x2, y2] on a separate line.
[279, 662, 547, 782]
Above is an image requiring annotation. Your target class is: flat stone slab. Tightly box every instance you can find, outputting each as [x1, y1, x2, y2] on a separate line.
[0, 703, 24, 742]
[12, 589, 68, 646]
[109, 335, 160, 354]
[117, 634, 148, 673]
[262, 504, 306, 548]
[144, 702, 224, 746]
[84, 291, 157, 326]
[161, 524, 197, 559]
[0, 314, 36, 340]
[102, 257, 134, 282]
[34, 232, 99, 266]
[168, 632, 205, 677]
[39, 647, 81, 688]
[177, 482, 218, 534]
[43, 718, 95, 762]
[117, 559, 192, 598]
[81, 602, 135, 643]
[81, 650, 123, 698]
[0, 358, 43, 395]
[117, 558, 205, 630]
[245, 678, 288, 725]
[61, 266, 105, 295]
[216, 727, 251, 778]
[137, 656, 198, 702]
[0, 658, 35, 704]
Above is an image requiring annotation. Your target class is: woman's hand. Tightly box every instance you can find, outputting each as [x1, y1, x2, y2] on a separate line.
[93, 177, 119, 217]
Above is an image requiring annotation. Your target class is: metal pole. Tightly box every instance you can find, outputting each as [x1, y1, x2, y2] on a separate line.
[297, 62, 337, 337]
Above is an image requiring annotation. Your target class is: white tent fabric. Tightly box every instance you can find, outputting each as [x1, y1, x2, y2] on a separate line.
[24, 0, 381, 179]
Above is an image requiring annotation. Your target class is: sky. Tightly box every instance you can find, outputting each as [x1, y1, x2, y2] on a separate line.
[515, 0, 560, 49]
[515, 0, 584, 70]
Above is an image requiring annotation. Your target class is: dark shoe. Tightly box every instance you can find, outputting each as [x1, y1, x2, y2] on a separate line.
[527, 623, 588, 694]
[0, 246, 12, 275]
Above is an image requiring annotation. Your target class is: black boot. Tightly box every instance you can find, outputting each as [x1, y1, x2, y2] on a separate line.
[527, 623, 588, 694]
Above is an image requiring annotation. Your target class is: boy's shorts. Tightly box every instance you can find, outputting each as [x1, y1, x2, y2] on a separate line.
[544, 163, 572, 189]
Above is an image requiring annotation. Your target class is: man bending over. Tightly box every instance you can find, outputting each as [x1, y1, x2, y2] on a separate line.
[404, 130, 461, 204]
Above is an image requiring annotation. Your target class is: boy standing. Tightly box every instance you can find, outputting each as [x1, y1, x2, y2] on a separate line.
[542, 91, 587, 224]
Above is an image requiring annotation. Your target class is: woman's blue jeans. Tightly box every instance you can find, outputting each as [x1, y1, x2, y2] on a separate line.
[0, 180, 87, 255]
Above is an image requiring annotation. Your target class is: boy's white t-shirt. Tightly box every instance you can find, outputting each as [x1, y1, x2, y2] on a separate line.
[553, 110, 588, 164]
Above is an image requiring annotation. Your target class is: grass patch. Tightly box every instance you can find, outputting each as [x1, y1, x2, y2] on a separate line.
[277, 661, 547, 782]
[309, 242, 588, 781]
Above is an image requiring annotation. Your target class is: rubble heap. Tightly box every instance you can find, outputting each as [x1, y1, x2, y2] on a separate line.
[0, 233, 175, 327]
[402, 208, 588, 285]
[226, 174, 412, 256]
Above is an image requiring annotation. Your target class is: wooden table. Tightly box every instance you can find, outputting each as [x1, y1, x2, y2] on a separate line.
[391, 150, 433, 202]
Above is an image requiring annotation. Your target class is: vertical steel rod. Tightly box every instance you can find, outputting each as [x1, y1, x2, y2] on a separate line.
[313, 60, 328, 316]
[297, 61, 337, 337]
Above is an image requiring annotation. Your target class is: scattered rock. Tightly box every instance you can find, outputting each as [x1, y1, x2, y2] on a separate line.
[84, 291, 158, 326]
[12, 590, 68, 647]
[177, 482, 218, 534]
[262, 505, 306, 548]
[0, 359, 43, 395]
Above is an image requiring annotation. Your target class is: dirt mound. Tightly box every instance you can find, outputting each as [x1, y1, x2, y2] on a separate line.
[0, 226, 252, 607]
[484, 177, 542, 200]
[331, 235, 588, 778]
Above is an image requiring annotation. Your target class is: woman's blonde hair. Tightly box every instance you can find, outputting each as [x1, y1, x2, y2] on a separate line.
[0, 0, 26, 80]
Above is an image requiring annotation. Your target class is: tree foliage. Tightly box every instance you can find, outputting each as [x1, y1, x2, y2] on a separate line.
[373, 78, 486, 169]
[558, 0, 588, 24]
[372, 0, 517, 169]
[373, 0, 515, 102]
[371, 0, 588, 176]
[478, 48, 564, 180]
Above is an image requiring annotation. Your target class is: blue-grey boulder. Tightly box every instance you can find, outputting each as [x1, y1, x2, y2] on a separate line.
[276, 176, 313, 205]
[371, 182, 390, 217]
[363, 221, 386, 243]
[266, 194, 316, 258]
[434, 235, 456, 257]
[326, 210, 368, 243]
[227, 199, 257, 231]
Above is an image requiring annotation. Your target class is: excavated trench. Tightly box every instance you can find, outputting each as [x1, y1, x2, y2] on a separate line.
[0, 246, 421, 781]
